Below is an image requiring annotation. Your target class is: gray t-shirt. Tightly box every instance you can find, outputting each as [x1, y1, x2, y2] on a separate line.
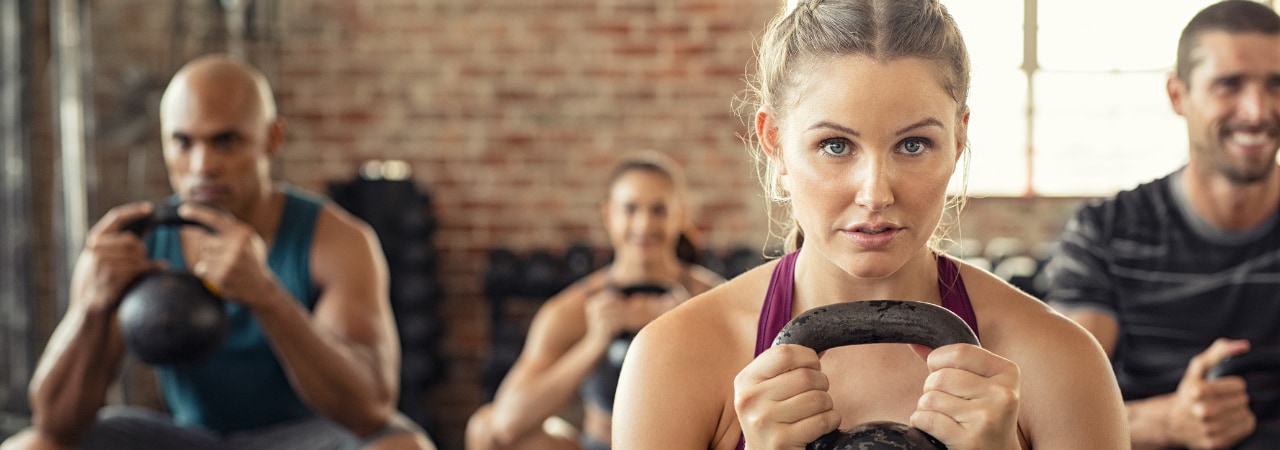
[1043, 169, 1280, 418]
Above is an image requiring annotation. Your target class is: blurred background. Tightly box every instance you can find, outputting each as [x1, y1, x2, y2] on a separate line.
[2, 0, 1273, 448]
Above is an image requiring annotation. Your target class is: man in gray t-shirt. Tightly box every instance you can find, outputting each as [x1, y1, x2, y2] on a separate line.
[1043, 1, 1280, 449]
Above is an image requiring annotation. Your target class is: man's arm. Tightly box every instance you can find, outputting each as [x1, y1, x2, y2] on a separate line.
[1061, 309, 1255, 449]
[183, 203, 399, 436]
[28, 203, 161, 444]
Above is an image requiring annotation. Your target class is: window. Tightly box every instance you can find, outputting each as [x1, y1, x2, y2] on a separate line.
[948, 0, 1269, 196]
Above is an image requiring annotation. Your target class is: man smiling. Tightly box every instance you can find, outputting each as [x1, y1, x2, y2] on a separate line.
[1043, 1, 1280, 449]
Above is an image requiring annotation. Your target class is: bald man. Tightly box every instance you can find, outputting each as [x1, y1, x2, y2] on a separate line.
[0, 55, 435, 450]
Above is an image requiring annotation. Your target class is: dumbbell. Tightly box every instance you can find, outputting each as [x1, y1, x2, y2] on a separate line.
[118, 202, 229, 366]
[772, 300, 980, 450]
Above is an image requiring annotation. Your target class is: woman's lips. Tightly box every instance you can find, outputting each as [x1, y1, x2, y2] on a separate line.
[842, 225, 902, 249]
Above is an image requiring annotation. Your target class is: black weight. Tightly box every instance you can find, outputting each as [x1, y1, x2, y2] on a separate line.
[564, 243, 596, 281]
[809, 422, 945, 450]
[616, 283, 669, 297]
[1206, 347, 1280, 448]
[581, 333, 635, 413]
[118, 202, 228, 366]
[773, 300, 980, 450]
[484, 248, 522, 301]
[523, 250, 561, 298]
[581, 283, 671, 412]
[1208, 348, 1280, 380]
[118, 271, 228, 365]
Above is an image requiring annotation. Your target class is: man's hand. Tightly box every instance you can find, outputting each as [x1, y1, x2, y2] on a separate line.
[180, 203, 278, 309]
[1167, 339, 1256, 449]
[71, 202, 164, 313]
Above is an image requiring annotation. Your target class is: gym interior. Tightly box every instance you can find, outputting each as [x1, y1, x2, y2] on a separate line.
[2, 0, 1272, 449]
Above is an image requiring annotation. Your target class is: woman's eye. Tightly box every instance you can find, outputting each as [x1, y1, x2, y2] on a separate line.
[819, 139, 849, 156]
[899, 138, 929, 155]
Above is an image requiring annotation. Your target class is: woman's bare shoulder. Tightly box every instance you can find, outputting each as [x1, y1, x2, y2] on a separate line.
[621, 260, 781, 448]
[684, 263, 730, 295]
[639, 259, 779, 360]
[953, 259, 1126, 447]
[951, 258, 1105, 355]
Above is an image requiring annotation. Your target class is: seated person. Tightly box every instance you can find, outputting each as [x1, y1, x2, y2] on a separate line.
[611, 1, 1128, 448]
[466, 151, 725, 450]
[0, 54, 434, 450]
[1042, 2, 1280, 448]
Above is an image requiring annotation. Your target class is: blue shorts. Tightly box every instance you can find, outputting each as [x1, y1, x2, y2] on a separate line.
[80, 406, 419, 450]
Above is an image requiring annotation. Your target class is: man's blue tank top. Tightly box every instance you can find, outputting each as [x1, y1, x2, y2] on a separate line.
[144, 188, 323, 434]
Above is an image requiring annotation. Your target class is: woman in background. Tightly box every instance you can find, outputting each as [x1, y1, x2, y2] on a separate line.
[467, 151, 724, 450]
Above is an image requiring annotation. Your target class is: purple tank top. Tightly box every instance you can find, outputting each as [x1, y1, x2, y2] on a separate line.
[736, 251, 979, 450]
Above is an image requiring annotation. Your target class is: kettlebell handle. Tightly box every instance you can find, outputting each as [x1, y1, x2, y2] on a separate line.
[117, 201, 228, 366]
[772, 300, 980, 351]
[121, 201, 216, 237]
[771, 300, 979, 450]
[615, 283, 670, 298]
[1208, 348, 1280, 380]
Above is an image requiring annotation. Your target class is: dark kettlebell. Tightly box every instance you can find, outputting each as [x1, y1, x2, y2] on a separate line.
[1208, 348, 1280, 380]
[1207, 348, 1280, 450]
[616, 283, 669, 298]
[581, 283, 672, 412]
[772, 300, 981, 450]
[118, 202, 229, 366]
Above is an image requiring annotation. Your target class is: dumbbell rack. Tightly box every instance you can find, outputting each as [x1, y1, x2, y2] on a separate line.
[479, 245, 597, 402]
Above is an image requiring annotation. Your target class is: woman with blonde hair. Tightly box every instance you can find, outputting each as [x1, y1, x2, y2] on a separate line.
[612, 1, 1128, 449]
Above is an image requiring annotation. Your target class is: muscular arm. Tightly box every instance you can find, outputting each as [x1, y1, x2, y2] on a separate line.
[186, 203, 399, 436]
[1059, 305, 1253, 449]
[28, 203, 159, 443]
[254, 206, 399, 436]
[487, 281, 610, 445]
[28, 307, 128, 443]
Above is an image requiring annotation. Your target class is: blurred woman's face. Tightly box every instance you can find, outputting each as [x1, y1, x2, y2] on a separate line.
[603, 170, 684, 262]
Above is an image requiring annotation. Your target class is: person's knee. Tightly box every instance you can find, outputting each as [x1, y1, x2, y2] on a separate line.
[0, 429, 76, 450]
[465, 404, 498, 450]
[360, 431, 436, 450]
[358, 412, 435, 450]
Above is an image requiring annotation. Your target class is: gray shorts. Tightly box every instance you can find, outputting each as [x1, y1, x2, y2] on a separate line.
[80, 406, 421, 450]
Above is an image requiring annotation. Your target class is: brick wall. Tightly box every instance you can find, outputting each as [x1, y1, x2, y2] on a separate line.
[81, 1, 778, 447]
[32, 1, 1089, 448]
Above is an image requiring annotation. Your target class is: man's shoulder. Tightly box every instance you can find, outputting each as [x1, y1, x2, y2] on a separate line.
[279, 184, 331, 209]
[1073, 173, 1176, 226]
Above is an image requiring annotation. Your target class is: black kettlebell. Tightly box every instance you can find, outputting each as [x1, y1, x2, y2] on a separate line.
[1208, 348, 1280, 380]
[118, 202, 229, 366]
[581, 283, 672, 412]
[772, 300, 981, 450]
[1207, 348, 1280, 450]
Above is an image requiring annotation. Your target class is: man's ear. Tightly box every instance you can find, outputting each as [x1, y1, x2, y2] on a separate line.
[756, 108, 786, 175]
[1167, 75, 1188, 117]
[266, 119, 286, 156]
